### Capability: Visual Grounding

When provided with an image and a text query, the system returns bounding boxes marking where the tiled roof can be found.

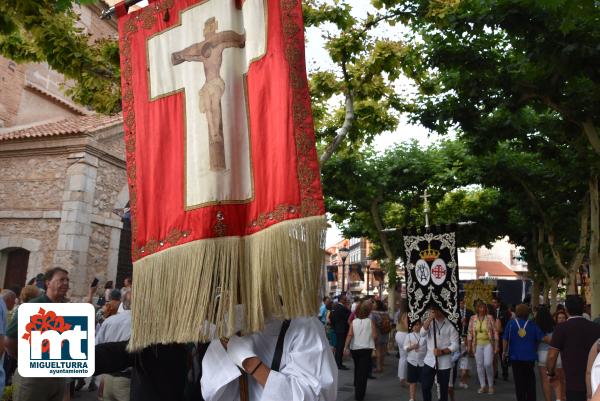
[0,113,122,141]
[477,261,518,278]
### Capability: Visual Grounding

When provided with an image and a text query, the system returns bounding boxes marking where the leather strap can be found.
[271,320,291,372]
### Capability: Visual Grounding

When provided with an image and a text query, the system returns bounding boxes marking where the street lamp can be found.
[338,247,349,296]
[365,259,371,296]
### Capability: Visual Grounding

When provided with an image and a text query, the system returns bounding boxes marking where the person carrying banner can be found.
[420,305,460,401]
[200,316,337,401]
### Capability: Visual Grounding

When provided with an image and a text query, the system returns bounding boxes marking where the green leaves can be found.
[0,0,121,113]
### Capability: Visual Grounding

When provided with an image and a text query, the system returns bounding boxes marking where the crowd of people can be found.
[320,293,600,401]
[3,269,600,401]
[0,268,134,401]
[2,268,338,401]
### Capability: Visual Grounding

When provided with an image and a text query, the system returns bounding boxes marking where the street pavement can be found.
[337,354,545,401]
[71,355,544,401]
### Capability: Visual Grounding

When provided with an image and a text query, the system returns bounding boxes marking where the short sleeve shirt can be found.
[6,294,52,339]
[502,318,544,361]
[551,316,600,392]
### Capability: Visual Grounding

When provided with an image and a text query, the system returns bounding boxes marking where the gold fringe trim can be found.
[128,215,326,351]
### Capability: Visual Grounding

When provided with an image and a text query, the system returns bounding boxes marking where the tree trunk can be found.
[568,270,579,296]
[319,87,355,163]
[531,280,541,308]
[549,280,559,313]
[589,173,600,318]
[541,285,550,306]
[547,193,590,293]
[371,198,397,317]
[582,121,600,157]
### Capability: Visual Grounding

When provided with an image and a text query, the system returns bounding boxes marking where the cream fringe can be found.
[128,215,327,351]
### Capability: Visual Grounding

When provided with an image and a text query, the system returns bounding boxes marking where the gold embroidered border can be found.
[279,0,321,218]
[250,204,298,229]
[135,228,192,260]
[120,0,191,260]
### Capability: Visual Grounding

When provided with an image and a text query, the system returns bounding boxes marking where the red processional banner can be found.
[116,0,325,350]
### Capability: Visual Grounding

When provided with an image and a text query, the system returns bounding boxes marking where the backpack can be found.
[380,314,392,334]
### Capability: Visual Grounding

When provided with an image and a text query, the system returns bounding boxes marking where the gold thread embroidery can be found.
[214,211,227,237]
[280,0,322,218]
[120,0,189,260]
[250,204,297,228]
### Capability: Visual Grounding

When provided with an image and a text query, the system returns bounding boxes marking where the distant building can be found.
[458,237,527,281]
[326,238,382,296]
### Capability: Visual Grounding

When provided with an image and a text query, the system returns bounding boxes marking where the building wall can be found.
[14,88,79,126]
[0,57,26,127]
[0,154,68,211]
[0,5,116,129]
[88,158,127,285]
[0,219,60,278]
[75,4,118,42]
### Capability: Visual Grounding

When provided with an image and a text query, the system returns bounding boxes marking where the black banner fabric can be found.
[404,230,460,331]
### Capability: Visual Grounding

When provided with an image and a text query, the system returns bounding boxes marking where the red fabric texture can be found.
[117,0,324,261]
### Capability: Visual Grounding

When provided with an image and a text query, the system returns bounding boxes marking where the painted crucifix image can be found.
[171,17,246,171]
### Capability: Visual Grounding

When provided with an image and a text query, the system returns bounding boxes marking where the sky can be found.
[133,0,438,247]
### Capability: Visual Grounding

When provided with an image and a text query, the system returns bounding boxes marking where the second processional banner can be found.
[116,0,325,350]
[404,226,460,331]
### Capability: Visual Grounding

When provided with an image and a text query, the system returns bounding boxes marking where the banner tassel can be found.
[128,215,326,351]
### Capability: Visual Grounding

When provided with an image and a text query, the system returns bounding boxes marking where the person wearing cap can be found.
[420,304,460,401]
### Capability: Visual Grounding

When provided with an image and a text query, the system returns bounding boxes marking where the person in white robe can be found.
[201,316,337,401]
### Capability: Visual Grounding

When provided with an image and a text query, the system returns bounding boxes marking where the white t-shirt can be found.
[351,318,375,350]
[404,332,426,367]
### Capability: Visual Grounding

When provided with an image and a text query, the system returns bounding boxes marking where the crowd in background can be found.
[319,293,600,401]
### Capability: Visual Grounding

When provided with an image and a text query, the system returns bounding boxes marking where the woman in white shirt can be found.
[344,301,377,401]
[404,320,427,401]
[395,312,409,385]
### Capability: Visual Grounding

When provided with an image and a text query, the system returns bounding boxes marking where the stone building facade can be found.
[0,115,127,298]
[0,4,129,298]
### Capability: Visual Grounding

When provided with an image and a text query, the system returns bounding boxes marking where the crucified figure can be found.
[171,17,246,171]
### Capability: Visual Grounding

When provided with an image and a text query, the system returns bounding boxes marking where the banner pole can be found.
[101,0,145,19]
[420,189,431,232]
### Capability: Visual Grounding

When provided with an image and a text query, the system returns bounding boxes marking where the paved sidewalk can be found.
[337,354,544,401]
[72,355,544,401]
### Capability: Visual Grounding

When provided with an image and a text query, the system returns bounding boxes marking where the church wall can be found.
[75,4,118,42]
[0,4,116,129]
[0,218,61,278]
[97,134,125,158]
[87,223,113,285]
[88,159,127,285]
[13,88,80,127]
[0,57,26,127]
[0,155,68,211]
[93,159,127,217]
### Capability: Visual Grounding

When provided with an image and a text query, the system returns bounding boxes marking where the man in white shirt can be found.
[201,316,337,401]
[420,305,460,401]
